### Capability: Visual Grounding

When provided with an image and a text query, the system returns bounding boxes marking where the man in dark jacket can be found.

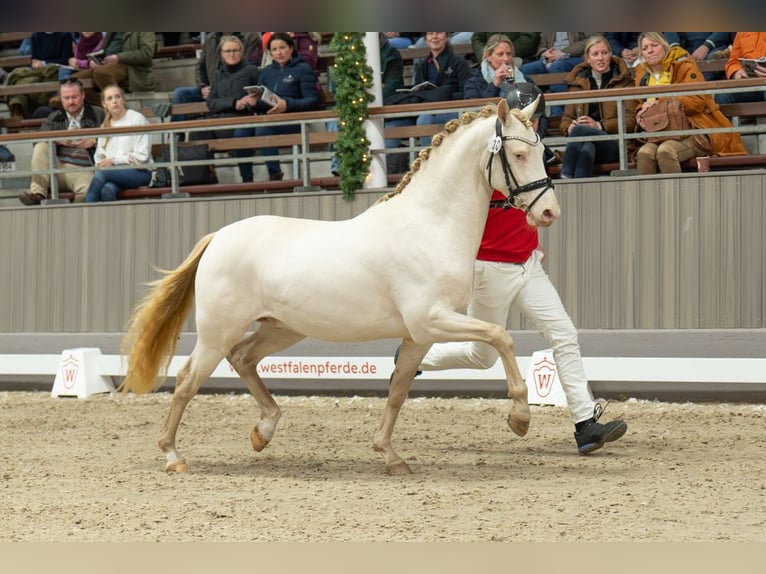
[19,78,106,205]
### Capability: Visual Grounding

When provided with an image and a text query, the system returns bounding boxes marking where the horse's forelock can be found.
[508,107,533,129]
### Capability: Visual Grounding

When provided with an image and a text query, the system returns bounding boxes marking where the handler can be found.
[413,84,628,454]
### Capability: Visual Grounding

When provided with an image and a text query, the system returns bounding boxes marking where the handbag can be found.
[150,143,217,187]
[637,98,691,144]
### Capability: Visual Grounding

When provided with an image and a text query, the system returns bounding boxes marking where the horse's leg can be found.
[373,338,431,475]
[159,342,227,474]
[227,321,306,452]
[422,308,530,436]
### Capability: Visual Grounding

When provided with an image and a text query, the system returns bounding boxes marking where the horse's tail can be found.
[120,233,215,394]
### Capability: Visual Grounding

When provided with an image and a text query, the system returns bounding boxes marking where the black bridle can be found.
[486,117,553,213]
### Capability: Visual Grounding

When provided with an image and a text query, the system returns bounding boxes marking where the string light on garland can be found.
[329,32,374,200]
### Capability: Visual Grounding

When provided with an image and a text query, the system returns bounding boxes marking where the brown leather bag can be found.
[637,98,690,144]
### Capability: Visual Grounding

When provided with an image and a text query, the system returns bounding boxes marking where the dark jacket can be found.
[30,32,73,65]
[380,40,405,100]
[254,55,320,113]
[206,61,261,116]
[197,32,261,87]
[386,45,472,105]
[560,56,637,135]
[41,103,106,162]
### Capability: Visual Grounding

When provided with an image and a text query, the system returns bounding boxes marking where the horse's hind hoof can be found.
[251,427,269,451]
[385,460,412,476]
[166,461,189,474]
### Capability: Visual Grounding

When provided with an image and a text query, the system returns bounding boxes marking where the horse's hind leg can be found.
[159,343,226,473]
[373,339,431,475]
[228,320,305,452]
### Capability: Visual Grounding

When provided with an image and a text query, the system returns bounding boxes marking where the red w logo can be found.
[532,356,557,398]
[60,354,80,389]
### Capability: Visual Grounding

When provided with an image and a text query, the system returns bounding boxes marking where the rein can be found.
[486,117,553,212]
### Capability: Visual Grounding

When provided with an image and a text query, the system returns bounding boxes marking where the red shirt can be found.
[477,190,539,263]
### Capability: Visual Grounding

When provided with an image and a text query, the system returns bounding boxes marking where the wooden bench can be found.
[0,55,32,70]
[155,43,201,60]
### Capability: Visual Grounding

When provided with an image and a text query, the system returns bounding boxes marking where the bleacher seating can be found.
[2,36,766,204]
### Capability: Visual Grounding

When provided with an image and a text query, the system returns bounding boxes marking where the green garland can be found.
[329,33,375,200]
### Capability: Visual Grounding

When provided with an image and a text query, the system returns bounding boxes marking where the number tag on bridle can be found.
[487,135,502,154]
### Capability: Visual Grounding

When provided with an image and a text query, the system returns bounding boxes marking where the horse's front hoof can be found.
[385,460,412,476]
[507,413,530,437]
[166,461,189,474]
[251,427,269,451]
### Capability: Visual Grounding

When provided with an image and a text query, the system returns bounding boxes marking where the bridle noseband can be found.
[486,117,553,213]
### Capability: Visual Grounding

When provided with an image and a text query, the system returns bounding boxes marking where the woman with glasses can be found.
[189,34,262,182]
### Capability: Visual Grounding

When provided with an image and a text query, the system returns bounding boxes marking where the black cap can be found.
[504,82,545,120]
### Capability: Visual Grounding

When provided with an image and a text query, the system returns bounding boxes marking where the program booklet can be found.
[395,80,438,93]
[87,50,105,65]
[738,57,766,77]
[243,85,280,107]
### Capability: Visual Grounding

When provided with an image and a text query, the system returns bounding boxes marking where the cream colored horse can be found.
[121,98,560,475]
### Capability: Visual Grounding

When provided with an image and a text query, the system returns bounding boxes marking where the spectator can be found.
[85,84,151,202]
[384,31,472,172]
[402,84,628,456]
[634,32,746,174]
[464,33,526,100]
[606,32,640,67]
[5,32,74,118]
[246,32,321,181]
[18,77,105,205]
[665,32,734,80]
[471,32,541,64]
[260,32,322,70]
[73,32,156,102]
[714,32,766,105]
[464,35,559,165]
[61,32,105,81]
[559,34,637,178]
[519,32,591,116]
[188,34,262,183]
[170,32,261,124]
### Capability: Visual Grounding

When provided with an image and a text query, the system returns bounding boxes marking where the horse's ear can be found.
[497,98,509,122]
[520,95,541,122]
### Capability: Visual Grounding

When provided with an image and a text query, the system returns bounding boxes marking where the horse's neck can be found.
[409,117,493,214]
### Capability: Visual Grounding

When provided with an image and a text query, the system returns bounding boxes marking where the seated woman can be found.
[385,31,472,171]
[464,33,526,100]
[246,32,321,181]
[189,34,262,182]
[464,34,556,166]
[558,34,637,178]
[85,84,151,202]
[634,32,745,174]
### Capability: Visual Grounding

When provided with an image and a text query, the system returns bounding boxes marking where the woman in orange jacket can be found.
[634,32,746,174]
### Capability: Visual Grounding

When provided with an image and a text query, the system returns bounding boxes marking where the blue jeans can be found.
[520,57,583,116]
[561,125,619,178]
[254,123,301,177]
[171,86,203,122]
[714,89,766,106]
[85,168,152,202]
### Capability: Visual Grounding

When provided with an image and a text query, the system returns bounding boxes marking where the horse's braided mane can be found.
[375,103,505,205]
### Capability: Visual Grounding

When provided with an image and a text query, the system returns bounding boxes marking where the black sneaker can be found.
[394,344,422,377]
[574,402,627,454]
